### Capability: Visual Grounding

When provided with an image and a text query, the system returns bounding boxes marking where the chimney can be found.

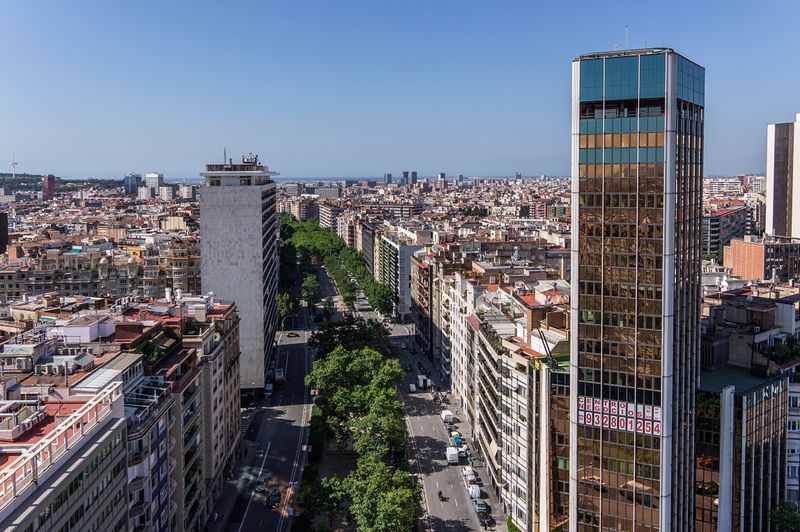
[194,304,206,323]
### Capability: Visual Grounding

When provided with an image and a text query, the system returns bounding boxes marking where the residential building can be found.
[701,206,747,258]
[378,232,421,320]
[200,153,278,401]
[179,295,241,515]
[766,113,800,238]
[0,383,129,532]
[723,235,800,282]
[318,201,342,231]
[571,48,704,530]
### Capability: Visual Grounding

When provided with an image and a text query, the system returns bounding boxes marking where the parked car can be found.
[477,511,493,527]
[408,383,417,393]
[471,498,488,513]
[461,466,474,478]
[255,476,268,492]
[287,332,300,338]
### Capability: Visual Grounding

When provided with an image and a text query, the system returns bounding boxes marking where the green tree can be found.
[309,317,392,358]
[346,455,418,532]
[772,502,800,532]
[352,387,406,461]
[322,297,335,322]
[370,283,395,316]
[278,292,299,328]
[301,274,320,305]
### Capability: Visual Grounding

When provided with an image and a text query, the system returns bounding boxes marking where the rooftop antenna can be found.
[223,147,227,164]
[9,154,18,180]
[625,25,629,49]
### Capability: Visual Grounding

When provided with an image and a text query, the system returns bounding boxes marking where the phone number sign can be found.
[577,396,662,436]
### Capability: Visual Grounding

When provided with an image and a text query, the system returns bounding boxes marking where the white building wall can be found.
[200,183,276,391]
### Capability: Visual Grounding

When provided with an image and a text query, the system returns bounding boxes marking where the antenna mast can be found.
[625,25,629,49]
[9,154,18,180]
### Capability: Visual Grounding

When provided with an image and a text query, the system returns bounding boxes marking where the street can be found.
[212,308,313,532]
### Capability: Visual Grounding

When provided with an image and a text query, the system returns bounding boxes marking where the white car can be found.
[408,383,417,393]
[461,466,474,478]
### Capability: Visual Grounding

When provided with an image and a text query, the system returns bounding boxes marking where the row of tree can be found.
[298,335,418,531]
[278,213,395,317]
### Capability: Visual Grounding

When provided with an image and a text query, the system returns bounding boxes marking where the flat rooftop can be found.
[700,365,778,394]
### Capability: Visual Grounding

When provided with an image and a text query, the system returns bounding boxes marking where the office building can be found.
[41,174,56,200]
[571,48,704,530]
[384,172,392,184]
[200,153,279,401]
[146,172,165,190]
[411,170,418,185]
[124,173,142,195]
[766,114,800,238]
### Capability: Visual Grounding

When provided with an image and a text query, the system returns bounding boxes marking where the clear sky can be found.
[2,1,799,179]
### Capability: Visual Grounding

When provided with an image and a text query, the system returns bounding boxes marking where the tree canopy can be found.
[277,292,299,327]
[309,316,393,358]
[772,502,800,532]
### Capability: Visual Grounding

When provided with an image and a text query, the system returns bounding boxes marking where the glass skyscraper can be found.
[569,48,704,531]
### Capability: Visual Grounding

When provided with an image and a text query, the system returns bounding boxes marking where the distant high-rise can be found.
[123,173,142,195]
[384,172,392,184]
[765,113,800,238]
[571,48,704,531]
[402,170,409,185]
[41,174,55,201]
[410,171,418,185]
[145,172,164,190]
[0,212,7,254]
[200,153,279,401]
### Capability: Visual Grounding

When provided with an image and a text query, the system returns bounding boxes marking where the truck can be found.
[417,375,429,389]
[275,368,286,387]
[446,446,460,465]
[440,409,455,424]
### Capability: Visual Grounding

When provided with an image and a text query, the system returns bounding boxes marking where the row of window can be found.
[579,147,665,164]
[580,132,665,149]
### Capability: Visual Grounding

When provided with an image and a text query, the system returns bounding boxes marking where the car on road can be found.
[287,332,300,338]
[265,383,273,398]
[408,383,417,393]
[461,466,474,477]
[477,511,493,527]
[255,476,268,492]
[266,487,281,508]
[269,359,277,370]
[471,498,488,513]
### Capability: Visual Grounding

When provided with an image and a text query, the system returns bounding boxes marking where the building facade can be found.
[766,114,800,238]
[701,206,747,259]
[571,48,704,530]
[200,154,279,400]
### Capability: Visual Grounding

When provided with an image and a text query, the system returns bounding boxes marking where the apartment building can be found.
[318,201,342,231]
[378,233,421,321]
[723,235,800,282]
[179,295,241,514]
[702,206,747,258]
[0,383,129,532]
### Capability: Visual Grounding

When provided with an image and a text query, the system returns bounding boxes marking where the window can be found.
[790,466,800,478]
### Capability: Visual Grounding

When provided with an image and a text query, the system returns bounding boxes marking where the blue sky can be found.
[2,1,799,179]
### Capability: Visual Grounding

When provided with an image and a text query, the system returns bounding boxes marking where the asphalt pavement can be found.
[210,308,313,532]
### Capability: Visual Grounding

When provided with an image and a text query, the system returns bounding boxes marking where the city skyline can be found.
[2,1,799,179]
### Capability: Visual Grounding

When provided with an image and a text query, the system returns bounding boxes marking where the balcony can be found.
[129,476,147,492]
[128,449,149,466]
[130,501,147,518]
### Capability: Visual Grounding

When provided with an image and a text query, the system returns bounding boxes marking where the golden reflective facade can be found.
[570,49,704,531]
